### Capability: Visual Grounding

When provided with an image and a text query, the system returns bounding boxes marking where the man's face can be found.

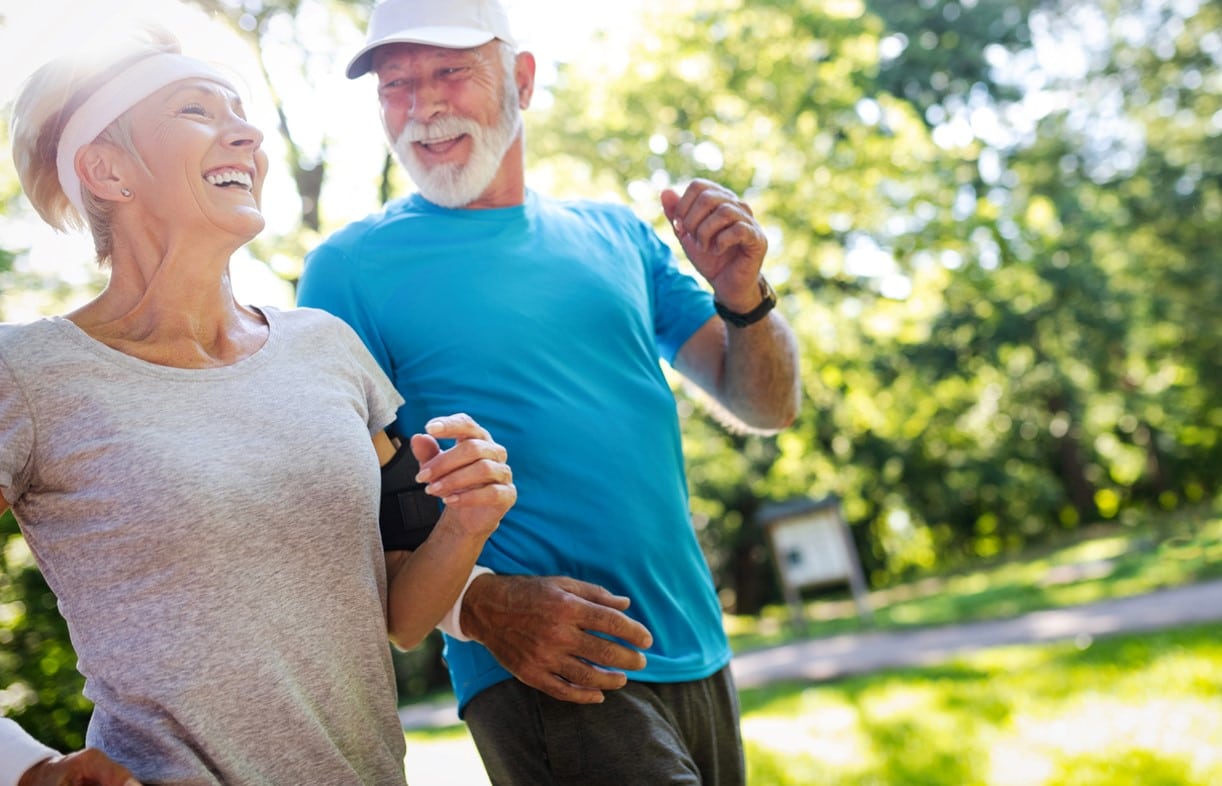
[373,41,521,208]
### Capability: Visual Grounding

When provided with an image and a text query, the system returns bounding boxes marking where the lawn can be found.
[724,505,1222,652]
[402,623,1222,785]
[739,623,1222,785]
[397,505,1222,784]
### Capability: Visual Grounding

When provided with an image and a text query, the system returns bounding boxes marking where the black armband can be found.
[379,442,441,551]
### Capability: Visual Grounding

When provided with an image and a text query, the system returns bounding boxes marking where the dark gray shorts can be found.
[463,666,745,786]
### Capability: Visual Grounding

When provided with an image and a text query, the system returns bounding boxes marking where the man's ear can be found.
[76,142,130,204]
[514,51,537,110]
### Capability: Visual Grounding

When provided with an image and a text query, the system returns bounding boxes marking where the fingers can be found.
[411,413,512,504]
[408,432,441,466]
[556,577,654,651]
[660,187,681,222]
[21,749,141,786]
[662,179,766,259]
[466,575,656,704]
[423,412,492,442]
[527,659,632,704]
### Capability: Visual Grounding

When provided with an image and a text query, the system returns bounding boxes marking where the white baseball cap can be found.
[346,0,517,79]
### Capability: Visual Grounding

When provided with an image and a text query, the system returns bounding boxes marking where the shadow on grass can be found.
[737,622,1222,786]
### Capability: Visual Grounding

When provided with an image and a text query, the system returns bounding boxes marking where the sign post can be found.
[756,496,873,631]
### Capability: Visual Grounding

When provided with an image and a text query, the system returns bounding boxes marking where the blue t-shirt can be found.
[299,191,729,712]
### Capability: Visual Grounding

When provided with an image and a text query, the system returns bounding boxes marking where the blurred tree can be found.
[0,509,90,751]
[2,0,1218,749]
[183,0,392,284]
[530,0,1221,600]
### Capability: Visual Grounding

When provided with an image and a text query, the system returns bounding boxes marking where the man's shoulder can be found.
[541,192,640,223]
[317,196,425,250]
[536,193,655,246]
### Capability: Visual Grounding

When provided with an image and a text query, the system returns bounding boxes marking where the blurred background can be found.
[1,0,1219,783]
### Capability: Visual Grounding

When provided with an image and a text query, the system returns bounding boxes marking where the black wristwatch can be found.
[714,276,777,328]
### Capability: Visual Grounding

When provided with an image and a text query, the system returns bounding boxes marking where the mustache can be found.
[399,115,482,144]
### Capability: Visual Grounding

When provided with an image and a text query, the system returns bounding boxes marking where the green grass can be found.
[724,505,1222,653]
[397,505,1222,784]
[401,623,1222,786]
[739,622,1222,786]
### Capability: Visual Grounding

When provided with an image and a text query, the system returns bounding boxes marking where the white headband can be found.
[56,52,233,217]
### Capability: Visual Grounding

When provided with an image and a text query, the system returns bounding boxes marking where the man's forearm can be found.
[721,311,801,431]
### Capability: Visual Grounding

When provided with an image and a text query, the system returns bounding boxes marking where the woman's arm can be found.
[375,415,515,650]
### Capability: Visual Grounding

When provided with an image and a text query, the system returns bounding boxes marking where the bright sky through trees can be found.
[0,0,644,316]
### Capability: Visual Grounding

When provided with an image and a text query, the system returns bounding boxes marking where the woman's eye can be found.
[180,103,207,116]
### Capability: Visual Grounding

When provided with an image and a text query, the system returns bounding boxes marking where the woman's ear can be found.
[76,143,131,204]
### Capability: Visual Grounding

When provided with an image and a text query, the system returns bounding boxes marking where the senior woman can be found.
[0,29,516,786]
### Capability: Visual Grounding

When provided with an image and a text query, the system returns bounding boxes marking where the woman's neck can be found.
[68,247,268,369]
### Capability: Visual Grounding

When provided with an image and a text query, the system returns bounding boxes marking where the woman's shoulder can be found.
[259,305,366,354]
[0,317,62,355]
[262,305,350,334]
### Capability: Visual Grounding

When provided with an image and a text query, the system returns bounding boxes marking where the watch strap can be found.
[714,276,777,328]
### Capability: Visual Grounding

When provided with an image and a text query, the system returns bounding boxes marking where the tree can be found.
[0,510,91,750]
[530,0,1221,599]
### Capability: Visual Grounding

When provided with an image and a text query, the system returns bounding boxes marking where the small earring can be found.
[120,188,132,198]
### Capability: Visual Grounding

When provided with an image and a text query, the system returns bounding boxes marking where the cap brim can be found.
[345,27,499,79]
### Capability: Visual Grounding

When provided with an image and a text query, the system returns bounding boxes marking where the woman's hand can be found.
[410,412,515,541]
[19,750,141,786]
[384,413,516,649]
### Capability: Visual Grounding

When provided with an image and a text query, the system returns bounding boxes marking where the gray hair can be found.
[9,30,174,266]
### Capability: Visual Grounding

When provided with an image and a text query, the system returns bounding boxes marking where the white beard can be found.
[390,77,522,209]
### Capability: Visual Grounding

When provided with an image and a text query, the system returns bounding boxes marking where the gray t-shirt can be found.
[0,306,408,785]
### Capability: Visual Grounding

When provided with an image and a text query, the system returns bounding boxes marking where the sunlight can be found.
[0,0,648,317]
[989,695,1222,785]
[403,733,490,786]
[742,691,872,770]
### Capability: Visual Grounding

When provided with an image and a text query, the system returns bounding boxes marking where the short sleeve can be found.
[0,349,36,502]
[636,220,716,364]
[327,315,404,436]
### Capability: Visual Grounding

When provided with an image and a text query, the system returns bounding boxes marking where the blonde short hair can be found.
[9,29,178,265]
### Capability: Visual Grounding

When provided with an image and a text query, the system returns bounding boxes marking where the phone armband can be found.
[379,442,441,551]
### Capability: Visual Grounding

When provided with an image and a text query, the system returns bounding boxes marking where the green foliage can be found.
[725,503,1222,652]
[866,0,1044,113]
[530,0,1222,603]
[0,510,91,750]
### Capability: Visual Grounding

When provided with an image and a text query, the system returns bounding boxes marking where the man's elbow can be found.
[748,405,799,434]
[756,384,802,432]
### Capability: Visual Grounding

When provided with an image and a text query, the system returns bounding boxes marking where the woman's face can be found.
[122,78,269,242]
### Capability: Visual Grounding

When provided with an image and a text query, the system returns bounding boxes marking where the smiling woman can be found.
[0,1,299,319]
[6,28,272,366]
[0,22,516,786]
[16,45,267,278]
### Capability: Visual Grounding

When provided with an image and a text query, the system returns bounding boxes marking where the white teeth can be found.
[205,169,253,189]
